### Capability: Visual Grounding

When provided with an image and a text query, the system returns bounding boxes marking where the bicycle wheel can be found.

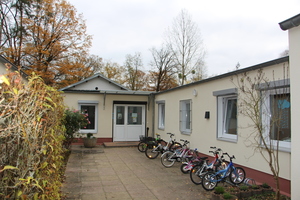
[161,151,176,167]
[190,164,205,185]
[180,163,189,174]
[137,142,147,152]
[202,172,218,191]
[229,167,246,184]
[169,142,182,151]
[145,144,160,159]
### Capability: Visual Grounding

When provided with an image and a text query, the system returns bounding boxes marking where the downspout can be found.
[103,91,106,110]
[151,93,155,138]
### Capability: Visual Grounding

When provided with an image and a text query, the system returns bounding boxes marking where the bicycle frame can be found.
[205,153,240,183]
[150,133,176,152]
[165,139,191,161]
[209,161,234,183]
[191,147,225,177]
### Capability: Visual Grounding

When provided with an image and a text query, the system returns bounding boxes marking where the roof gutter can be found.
[279,13,300,31]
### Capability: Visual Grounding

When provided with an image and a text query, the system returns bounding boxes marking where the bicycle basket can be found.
[139,135,155,142]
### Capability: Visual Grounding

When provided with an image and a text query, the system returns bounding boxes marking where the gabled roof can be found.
[59,73,129,91]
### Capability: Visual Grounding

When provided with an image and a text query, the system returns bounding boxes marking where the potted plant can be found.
[251,184,263,196]
[226,186,240,199]
[261,183,273,194]
[239,185,252,198]
[221,192,237,200]
[212,186,225,200]
[83,133,97,148]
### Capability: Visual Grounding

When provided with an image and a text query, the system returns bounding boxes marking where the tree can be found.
[0,0,32,66]
[1,0,93,88]
[165,9,206,85]
[232,66,290,200]
[149,45,178,91]
[124,52,148,90]
[100,61,126,85]
[279,49,289,57]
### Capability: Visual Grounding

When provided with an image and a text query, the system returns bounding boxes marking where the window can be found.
[158,103,165,129]
[180,100,192,134]
[262,88,290,150]
[213,88,238,141]
[78,101,98,134]
[217,95,238,141]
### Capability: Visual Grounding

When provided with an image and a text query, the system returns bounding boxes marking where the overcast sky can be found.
[71,0,300,77]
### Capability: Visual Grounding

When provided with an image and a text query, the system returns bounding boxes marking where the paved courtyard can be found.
[61,145,212,200]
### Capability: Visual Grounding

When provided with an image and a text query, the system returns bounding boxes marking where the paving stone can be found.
[61,145,211,200]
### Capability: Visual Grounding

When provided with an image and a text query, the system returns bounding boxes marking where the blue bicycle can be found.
[202,153,246,191]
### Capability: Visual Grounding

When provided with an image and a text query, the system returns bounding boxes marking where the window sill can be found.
[260,144,291,153]
[217,137,237,143]
[181,131,191,135]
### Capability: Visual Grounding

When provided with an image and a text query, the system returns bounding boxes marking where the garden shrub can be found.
[63,108,89,149]
[0,71,66,199]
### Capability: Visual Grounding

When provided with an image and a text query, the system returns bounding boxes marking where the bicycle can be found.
[202,153,246,191]
[180,148,204,174]
[161,139,193,168]
[137,134,159,152]
[144,133,182,159]
[189,147,227,185]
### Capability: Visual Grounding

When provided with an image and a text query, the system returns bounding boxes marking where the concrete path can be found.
[61,145,212,200]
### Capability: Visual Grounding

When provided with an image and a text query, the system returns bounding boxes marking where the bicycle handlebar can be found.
[223,152,235,160]
[180,139,189,143]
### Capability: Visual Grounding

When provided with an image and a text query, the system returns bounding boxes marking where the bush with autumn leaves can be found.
[0,70,66,199]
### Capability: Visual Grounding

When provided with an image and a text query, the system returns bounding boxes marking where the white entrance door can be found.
[114,104,145,141]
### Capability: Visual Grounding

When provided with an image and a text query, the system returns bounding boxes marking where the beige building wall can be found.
[62,92,152,138]
[0,62,7,75]
[289,24,300,199]
[154,61,290,180]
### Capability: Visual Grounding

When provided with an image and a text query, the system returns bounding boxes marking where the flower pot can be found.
[262,187,274,194]
[239,190,252,198]
[251,187,263,196]
[211,192,222,200]
[83,137,97,148]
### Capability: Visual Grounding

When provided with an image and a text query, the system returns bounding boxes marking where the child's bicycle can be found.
[160,139,193,168]
[201,152,246,191]
[145,133,182,159]
[180,148,204,174]
[189,147,227,185]
[137,134,160,152]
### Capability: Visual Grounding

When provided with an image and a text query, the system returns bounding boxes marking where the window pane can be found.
[81,105,95,129]
[185,102,191,129]
[224,98,237,135]
[180,100,191,132]
[128,106,142,125]
[159,104,165,128]
[116,106,125,125]
[270,94,291,142]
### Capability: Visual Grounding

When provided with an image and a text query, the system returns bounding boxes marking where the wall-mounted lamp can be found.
[193,89,198,97]
[205,111,210,119]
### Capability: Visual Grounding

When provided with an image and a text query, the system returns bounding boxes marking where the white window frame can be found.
[261,88,291,151]
[78,101,98,134]
[180,99,192,135]
[158,103,165,130]
[213,88,238,142]
[217,95,238,141]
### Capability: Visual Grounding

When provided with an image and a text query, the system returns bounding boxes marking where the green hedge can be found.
[0,71,66,199]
